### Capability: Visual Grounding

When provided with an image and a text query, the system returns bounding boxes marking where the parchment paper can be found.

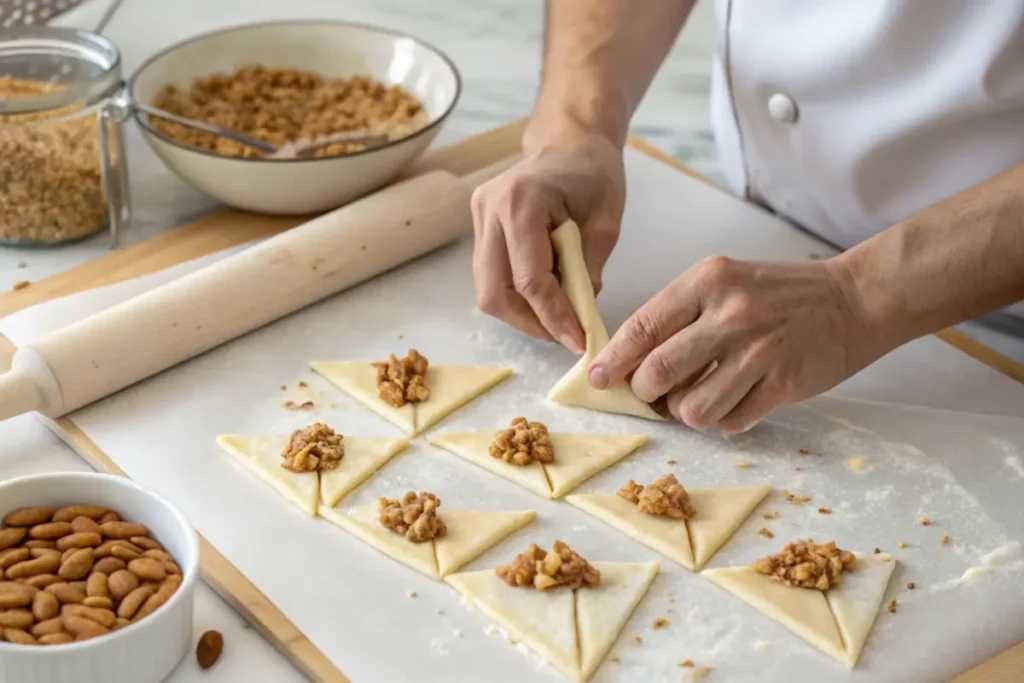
[4,149,1024,683]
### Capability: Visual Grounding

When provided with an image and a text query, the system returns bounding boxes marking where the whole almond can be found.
[70,517,100,534]
[24,574,62,589]
[0,582,37,608]
[3,627,37,645]
[60,549,76,565]
[196,630,224,669]
[0,548,29,570]
[45,582,85,605]
[128,558,166,583]
[30,548,62,560]
[22,540,55,550]
[141,549,171,563]
[31,616,64,637]
[117,584,158,620]
[63,615,109,640]
[38,632,74,645]
[0,609,34,629]
[28,522,72,540]
[98,512,120,525]
[32,590,60,621]
[58,549,94,580]
[133,575,182,622]
[110,545,141,562]
[56,532,102,552]
[130,537,162,551]
[92,557,126,575]
[6,554,61,579]
[0,527,27,550]
[53,506,108,523]
[112,617,130,631]
[86,573,109,599]
[107,570,138,601]
[99,522,147,540]
[3,507,54,527]
[165,562,182,576]
[62,604,115,628]
[83,596,113,609]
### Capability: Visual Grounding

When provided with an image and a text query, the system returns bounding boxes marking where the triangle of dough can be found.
[826,553,896,667]
[445,569,579,679]
[319,436,410,507]
[565,493,695,569]
[686,485,771,570]
[217,435,319,517]
[576,562,660,681]
[434,509,536,577]
[546,221,664,422]
[543,434,648,498]
[701,567,848,664]
[311,361,512,435]
[426,431,553,498]
[318,505,438,579]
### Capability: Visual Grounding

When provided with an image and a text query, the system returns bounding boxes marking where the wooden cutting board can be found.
[1,119,1021,682]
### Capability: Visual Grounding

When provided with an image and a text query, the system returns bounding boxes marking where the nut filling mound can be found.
[752,540,857,591]
[378,492,447,544]
[496,541,600,591]
[489,417,555,466]
[281,423,344,473]
[372,349,430,408]
[618,474,696,520]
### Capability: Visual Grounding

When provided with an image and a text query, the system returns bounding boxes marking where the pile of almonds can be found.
[0,504,183,646]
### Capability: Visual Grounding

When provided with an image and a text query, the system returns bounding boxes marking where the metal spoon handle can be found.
[133,102,278,154]
[272,130,391,159]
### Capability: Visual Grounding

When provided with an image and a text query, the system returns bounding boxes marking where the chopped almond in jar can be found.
[652,618,669,629]
[489,417,555,466]
[692,665,712,679]
[281,423,344,472]
[763,512,778,520]
[378,491,447,543]
[818,507,832,515]
[758,528,775,538]
[372,349,430,408]
[785,491,812,505]
[618,474,696,520]
[752,540,856,591]
[495,541,600,591]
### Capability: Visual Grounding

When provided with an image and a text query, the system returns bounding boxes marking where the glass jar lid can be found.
[0,26,121,115]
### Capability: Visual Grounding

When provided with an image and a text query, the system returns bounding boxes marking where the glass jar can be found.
[0,26,131,247]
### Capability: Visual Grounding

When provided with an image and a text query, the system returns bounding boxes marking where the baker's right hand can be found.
[470,132,626,354]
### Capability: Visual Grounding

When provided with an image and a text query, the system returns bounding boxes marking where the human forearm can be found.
[835,161,1024,360]
[526,0,695,151]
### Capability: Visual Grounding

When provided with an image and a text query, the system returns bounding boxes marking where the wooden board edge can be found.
[952,642,1024,683]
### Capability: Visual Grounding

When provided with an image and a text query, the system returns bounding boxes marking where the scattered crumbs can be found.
[405,219,412,226]
[652,618,670,629]
[920,518,933,526]
[330,402,338,409]
[16,261,27,268]
[298,381,308,388]
[758,528,775,538]
[785,491,811,505]
[693,665,712,679]
[818,507,832,515]
[280,385,287,391]
[735,446,746,452]
[873,547,881,554]
[283,400,295,409]
[941,535,951,545]
[888,599,898,613]
[763,512,777,520]
[667,459,677,465]
[669,597,676,604]
[634,636,642,645]
[611,657,621,664]
[509,638,518,645]
[795,467,802,471]
[12,280,30,291]
[846,457,868,471]
[299,400,314,409]
[907,582,916,590]
[397,334,404,340]
[360,245,367,251]
[679,659,694,667]
[798,448,810,455]
[897,542,907,549]
[735,460,754,468]
[436,609,445,615]
[407,590,417,598]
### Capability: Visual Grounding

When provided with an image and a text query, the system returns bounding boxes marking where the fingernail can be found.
[589,365,609,389]
[559,333,584,355]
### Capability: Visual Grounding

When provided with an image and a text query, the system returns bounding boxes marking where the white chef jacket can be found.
[710,0,1024,318]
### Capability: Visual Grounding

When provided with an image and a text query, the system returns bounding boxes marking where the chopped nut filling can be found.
[888,599,898,613]
[679,659,695,667]
[372,349,430,408]
[785,491,812,505]
[818,507,832,515]
[941,535,951,545]
[653,618,669,629]
[495,541,600,591]
[752,540,856,591]
[896,541,907,548]
[378,491,447,543]
[489,417,555,466]
[763,512,778,520]
[758,528,775,538]
[618,474,695,520]
[907,582,915,590]
[693,665,712,679]
[281,423,344,472]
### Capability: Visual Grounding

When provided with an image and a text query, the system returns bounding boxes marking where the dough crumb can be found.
[436,609,445,615]
[846,457,867,471]
[888,599,898,613]
[907,582,915,590]
[735,460,755,468]
[679,659,694,667]
[818,507,832,515]
[897,542,907,548]
[941,535,951,545]
[762,512,778,520]
[666,459,677,465]
[280,385,287,391]
[634,636,642,645]
[407,590,417,598]
[758,528,775,538]
[330,402,338,409]
[692,665,712,679]
[653,618,669,629]
[397,334,404,340]
[16,261,27,268]
[611,656,621,664]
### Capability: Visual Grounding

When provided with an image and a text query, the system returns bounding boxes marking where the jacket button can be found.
[768,93,798,124]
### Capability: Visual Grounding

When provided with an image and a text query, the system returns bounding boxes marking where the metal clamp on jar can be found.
[0,26,131,247]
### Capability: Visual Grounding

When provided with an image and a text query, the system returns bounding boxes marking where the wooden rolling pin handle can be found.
[0,346,64,421]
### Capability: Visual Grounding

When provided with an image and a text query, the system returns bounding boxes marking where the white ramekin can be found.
[0,472,200,683]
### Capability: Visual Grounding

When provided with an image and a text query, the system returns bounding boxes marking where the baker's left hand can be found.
[587,256,876,433]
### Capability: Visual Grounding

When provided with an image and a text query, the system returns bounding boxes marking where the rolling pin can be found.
[0,158,519,422]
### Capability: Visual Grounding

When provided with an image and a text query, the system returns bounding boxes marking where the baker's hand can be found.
[588,257,875,433]
[470,133,625,353]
